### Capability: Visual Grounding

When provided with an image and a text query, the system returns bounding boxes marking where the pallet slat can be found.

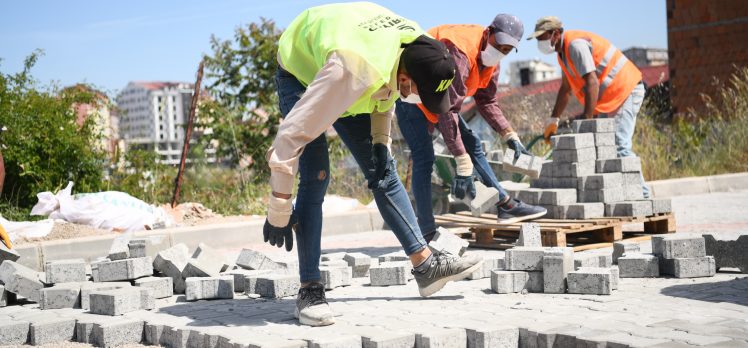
[439,212,675,250]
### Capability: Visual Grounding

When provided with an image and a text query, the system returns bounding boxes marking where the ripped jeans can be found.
[276,67,427,283]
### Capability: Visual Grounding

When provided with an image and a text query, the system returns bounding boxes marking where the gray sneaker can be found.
[497,198,547,224]
[294,283,335,326]
[413,251,482,297]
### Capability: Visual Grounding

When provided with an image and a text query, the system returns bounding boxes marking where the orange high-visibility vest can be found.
[416,24,496,123]
[558,30,642,114]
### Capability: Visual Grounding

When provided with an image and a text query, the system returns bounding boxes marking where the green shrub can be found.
[0,50,106,210]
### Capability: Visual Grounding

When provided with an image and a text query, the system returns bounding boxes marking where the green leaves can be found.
[201,18,283,182]
[0,51,107,209]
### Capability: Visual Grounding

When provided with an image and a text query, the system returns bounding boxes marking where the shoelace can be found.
[424,251,458,279]
[300,285,327,306]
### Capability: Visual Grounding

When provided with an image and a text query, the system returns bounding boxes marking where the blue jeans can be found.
[276,68,427,283]
[600,82,650,198]
[395,100,508,240]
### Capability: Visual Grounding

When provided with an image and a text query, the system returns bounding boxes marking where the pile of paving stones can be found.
[491,223,620,296]
[616,233,747,278]
[506,118,673,219]
[1,227,746,347]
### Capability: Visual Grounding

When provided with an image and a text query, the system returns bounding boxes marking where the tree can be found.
[201,18,282,182]
[0,51,107,209]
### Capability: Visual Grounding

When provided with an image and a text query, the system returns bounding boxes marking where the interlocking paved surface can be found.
[2,190,747,347]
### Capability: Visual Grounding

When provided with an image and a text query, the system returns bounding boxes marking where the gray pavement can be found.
[1,190,747,347]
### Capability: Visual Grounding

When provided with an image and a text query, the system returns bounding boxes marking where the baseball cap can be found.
[527,16,563,40]
[401,35,456,114]
[489,14,524,48]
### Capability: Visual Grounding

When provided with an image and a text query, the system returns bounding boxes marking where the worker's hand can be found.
[264,194,295,251]
[368,143,391,189]
[506,139,531,161]
[452,175,476,200]
[503,132,531,161]
[543,117,560,144]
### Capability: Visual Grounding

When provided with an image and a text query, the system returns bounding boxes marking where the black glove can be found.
[507,138,531,160]
[452,175,476,200]
[368,143,390,189]
[263,214,296,252]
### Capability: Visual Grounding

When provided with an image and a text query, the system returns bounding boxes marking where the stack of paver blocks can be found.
[617,235,716,278]
[519,118,672,219]
[491,225,619,295]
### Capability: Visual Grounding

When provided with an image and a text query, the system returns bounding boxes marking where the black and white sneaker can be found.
[497,198,547,224]
[413,251,482,297]
[294,283,334,326]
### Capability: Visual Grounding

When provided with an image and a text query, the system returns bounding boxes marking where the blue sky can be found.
[1,1,667,97]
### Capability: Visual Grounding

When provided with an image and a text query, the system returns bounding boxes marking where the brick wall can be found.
[667,0,748,115]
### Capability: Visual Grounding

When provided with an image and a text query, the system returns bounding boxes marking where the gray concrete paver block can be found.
[567,269,612,295]
[596,156,642,173]
[185,276,234,301]
[39,282,82,309]
[93,257,153,282]
[551,133,595,149]
[703,234,748,273]
[565,203,605,219]
[44,259,87,284]
[490,270,528,294]
[0,320,30,345]
[577,173,623,190]
[517,223,542,247]
[134,276,174,299]
[652,235,707,259]
[236,249,286,271]
[613,242,641,264]
[343,252,372,278]
[618,253,660,278]
[605,200,653,217]
[29,316,76,345]
[369,262,409,286]
[80,281,131,310]
[573,118,616,133]
[255,274,300,298]
[429,228,469,256]
[0,260,44,302]
[543,247,574,294]
[153,243,190,294]
[505,247,547,271]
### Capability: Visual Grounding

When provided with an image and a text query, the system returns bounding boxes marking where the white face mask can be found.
[399,79,421,104]
[480,44,506,67]
[538,38,555,55]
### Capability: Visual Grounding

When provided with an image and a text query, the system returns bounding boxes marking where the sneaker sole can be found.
[497,210,547,225]
[294,308,336,327]
[418,259,483,298]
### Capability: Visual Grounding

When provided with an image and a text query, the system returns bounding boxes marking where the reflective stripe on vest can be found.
[416,24,495,123]
[557,30,642,114]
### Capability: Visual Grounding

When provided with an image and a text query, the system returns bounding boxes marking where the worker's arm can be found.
[582,72,599,119]
[551,75,572,119]
[435,43,473,176]
[474,69,512,137]
[474,69,528,158]
[267,53,371,224]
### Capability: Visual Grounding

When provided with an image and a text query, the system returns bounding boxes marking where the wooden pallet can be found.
[434,212,676,251]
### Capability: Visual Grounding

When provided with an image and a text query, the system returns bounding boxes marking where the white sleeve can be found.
[266,53,371,195]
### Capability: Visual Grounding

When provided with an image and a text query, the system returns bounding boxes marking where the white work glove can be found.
[267,195,293,228]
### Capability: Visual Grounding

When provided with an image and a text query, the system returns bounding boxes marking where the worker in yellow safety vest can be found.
[263,2,483,327]
[528,16,649,198]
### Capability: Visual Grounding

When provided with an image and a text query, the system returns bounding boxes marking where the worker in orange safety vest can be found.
[529,16,650,198]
